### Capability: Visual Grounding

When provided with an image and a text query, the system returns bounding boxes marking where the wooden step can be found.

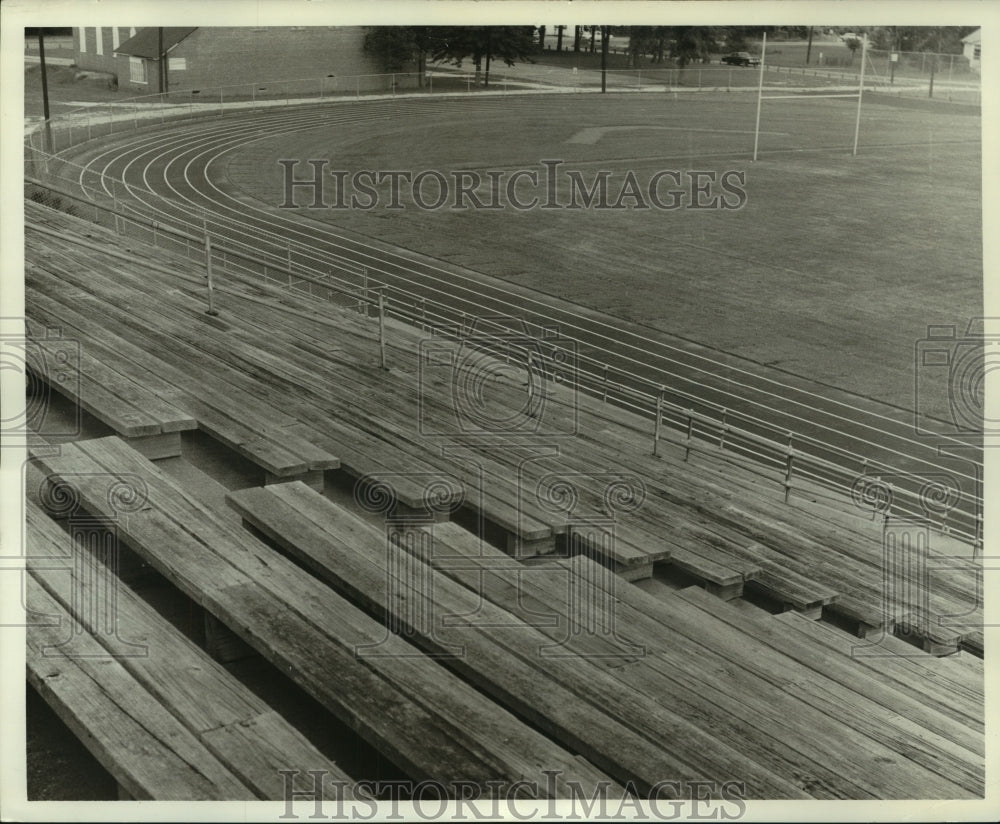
[25,499,352,800]
[226,480,810,799]
[27,436,617,796]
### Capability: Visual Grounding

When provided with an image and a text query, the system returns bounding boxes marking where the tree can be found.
[363,26,446,86]
[844,36,862,62]
[428,26,536,87]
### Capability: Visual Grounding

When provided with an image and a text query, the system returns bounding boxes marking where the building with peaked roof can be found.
[71,26,394,96]
[73,27,137,76]
[962,28,981,73]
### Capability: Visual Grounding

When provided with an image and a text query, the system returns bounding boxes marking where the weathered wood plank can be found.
[29,438,619,796]
[228,481,814,799]
[25,500,353,800]
[26,581,255,801]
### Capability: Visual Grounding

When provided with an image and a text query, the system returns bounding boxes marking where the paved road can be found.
[43,95,983,541]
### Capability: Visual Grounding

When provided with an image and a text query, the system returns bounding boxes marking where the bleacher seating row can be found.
[21,200,985,800]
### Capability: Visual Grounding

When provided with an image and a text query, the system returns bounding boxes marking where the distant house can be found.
[962,28,981,73]
[71,26,394,95]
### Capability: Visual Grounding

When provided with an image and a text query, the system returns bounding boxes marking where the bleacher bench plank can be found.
[27,579,255,801]
[25,498,352,800]
[29,437,617,796]
[227,480,820,799]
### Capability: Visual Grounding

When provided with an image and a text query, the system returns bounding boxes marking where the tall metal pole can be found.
[38,31,52,152]
[601,26,609,92]
[752,32,767,161]
[852,34,868,156]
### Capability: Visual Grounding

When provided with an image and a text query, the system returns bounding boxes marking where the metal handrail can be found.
[24,108,982,548]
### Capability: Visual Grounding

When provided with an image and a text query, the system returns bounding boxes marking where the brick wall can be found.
[73,27,134,75]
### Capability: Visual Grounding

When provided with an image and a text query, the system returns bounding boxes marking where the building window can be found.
[95,26,103,55]
[168,57,186,71]
[974,46,981,60]
[79,27,87,53]
[130,56,147,83]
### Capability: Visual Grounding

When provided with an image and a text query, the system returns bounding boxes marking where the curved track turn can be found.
[48,95,983,538]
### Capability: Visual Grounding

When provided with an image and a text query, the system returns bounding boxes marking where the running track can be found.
[40,94,983,541]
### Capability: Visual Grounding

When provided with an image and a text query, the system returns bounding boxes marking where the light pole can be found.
[38,30,52,152]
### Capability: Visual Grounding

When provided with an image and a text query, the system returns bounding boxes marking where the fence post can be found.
[652,387,664,456]
[204,230,220,316]
[378,288,387,369]
[783,431,794,503]
[420,297,427,331]
[357,76,360,98]
[362,267,369,316]
[719,409,727,449]
[109,103,114,133]
[683,410,694,461]
[602,364,609,403]
[220,88,224,117]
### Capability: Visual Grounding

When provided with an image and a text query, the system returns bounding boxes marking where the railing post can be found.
[362,266,369,316]
[286,240,292,286]
[204,228,219,317]
[652,388,663,456]
[378,288,387,369]
[783,431,794,503]
[602,365,609,403]
[420,297,427,331]
[719,408,727,449]
[684,410,694,461]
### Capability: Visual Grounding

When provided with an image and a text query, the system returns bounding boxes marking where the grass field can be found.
[225,93,981,415]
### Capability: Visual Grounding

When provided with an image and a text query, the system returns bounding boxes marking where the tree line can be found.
[364,25,979,81]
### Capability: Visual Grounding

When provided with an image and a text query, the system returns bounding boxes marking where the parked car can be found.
[721,51,761,67]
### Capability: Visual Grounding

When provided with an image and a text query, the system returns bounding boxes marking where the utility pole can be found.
[484,28,492,88]
[38,30,52,152]
[805,26,813,65]
[158,27,166,94]
[556,25,565,52]
[601,25,609,92]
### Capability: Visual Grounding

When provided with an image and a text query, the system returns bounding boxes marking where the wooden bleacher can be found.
[28,436,620,798]
[25,498,351,801]
[228,480,983,799]
[22,198,985,799]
